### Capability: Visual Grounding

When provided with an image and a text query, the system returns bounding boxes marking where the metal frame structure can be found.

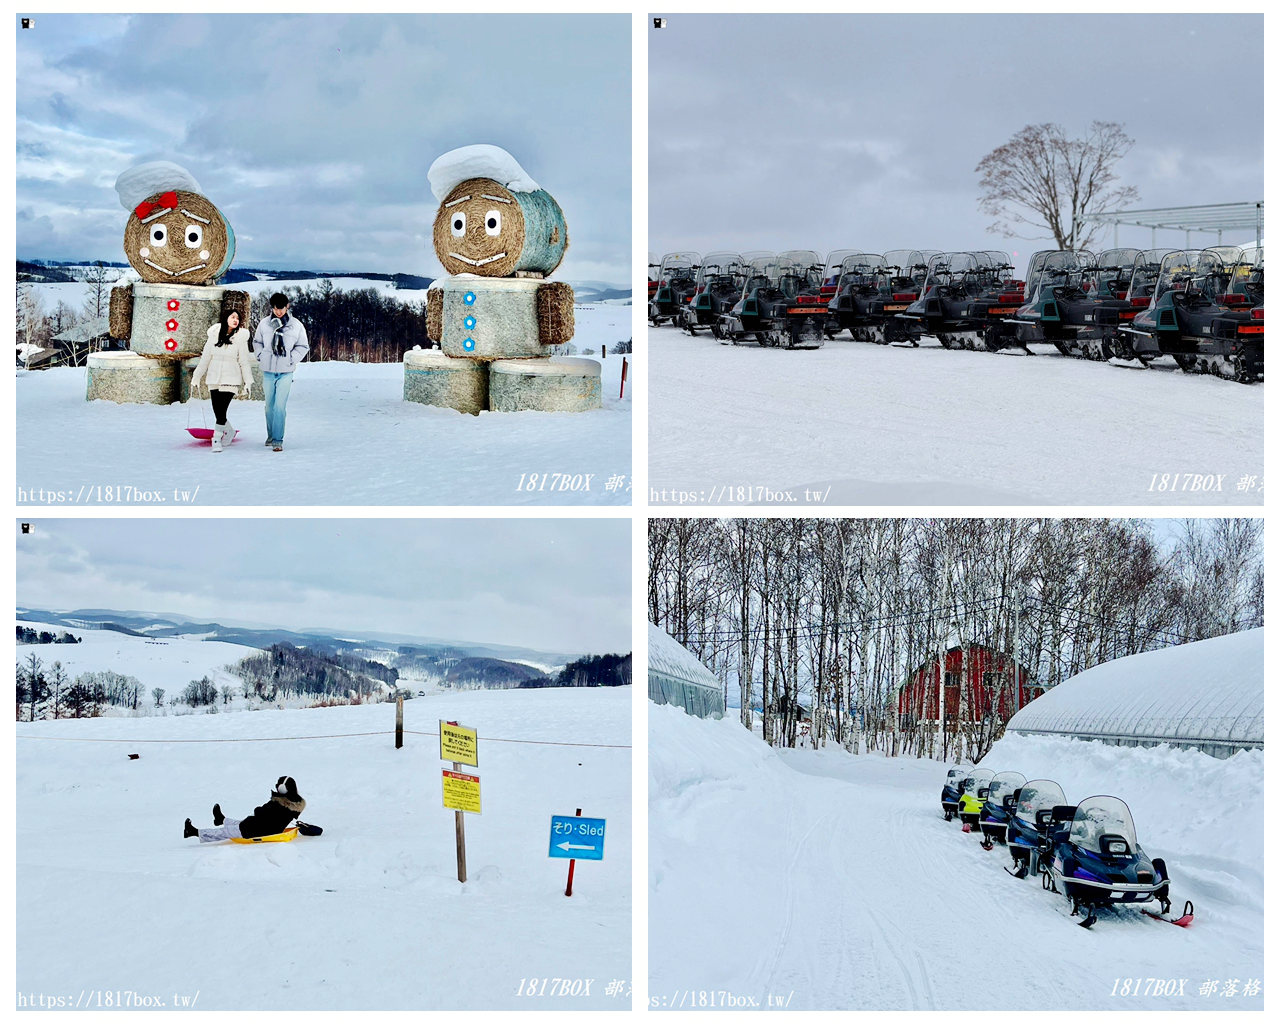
[1085,201,1263,249]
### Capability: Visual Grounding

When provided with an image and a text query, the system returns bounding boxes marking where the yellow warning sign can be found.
[439,720,478,766]
[441,769,481,814]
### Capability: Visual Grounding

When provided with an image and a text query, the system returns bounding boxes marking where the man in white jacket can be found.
[251,293,310,451]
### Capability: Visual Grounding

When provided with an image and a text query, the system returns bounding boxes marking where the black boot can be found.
[184,818,198,839]
[212,803,224,826]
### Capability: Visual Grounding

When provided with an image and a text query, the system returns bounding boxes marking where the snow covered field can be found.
[648,328,1263,505]
[18,687,631,1010]
[649,704,1262,1010]
[17,297,631,506]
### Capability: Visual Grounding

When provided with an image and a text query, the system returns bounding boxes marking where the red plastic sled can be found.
[186,427,239,443]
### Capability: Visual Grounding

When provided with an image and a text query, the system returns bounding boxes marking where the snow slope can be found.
[647,328,1263,505]
[17,304,630,506]
[18,687,631,1010]
[17,621,257,704]
[649,704,1261,1010]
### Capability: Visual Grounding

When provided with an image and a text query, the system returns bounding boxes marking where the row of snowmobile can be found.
[648,245,1263,382]
[939,764,1194,930]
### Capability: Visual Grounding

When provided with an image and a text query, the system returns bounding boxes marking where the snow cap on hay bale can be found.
[429,144,568,278]
[116,160,236,286]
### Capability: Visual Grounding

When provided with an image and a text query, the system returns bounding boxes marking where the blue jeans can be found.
[262,371,294,443]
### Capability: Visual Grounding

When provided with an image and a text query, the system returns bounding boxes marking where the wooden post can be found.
[454,761,467,883]
[619,357,628,399]
[395,695,404,749]
[601,344,606,359]
[564,807,582,897]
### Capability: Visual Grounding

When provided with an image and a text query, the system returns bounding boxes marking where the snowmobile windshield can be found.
[1151,250,1217,305]
[1015,779,1066,824]
[1026,252,1090,303]
[659,254,698,281]
[1068,796,1140,855]
[837,254,888,290]
[960,768,994,794]
[1089,249,1140,296]
[1127,249,1176,299]
[823,249,862,282]
[986,771,1026,807]
[945,765,971,784]
[698,253,743,286]
[924,253,977,290]
[1227,247,1263,301]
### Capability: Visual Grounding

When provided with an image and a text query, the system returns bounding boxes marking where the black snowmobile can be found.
[825,253,924,345]
[648,252,700,327]
[898,252,1024,351]
[940,763,973,821]
[977,770,1026,849]
[1004,778,1067,878]
[1121,249,1263,382]
[680,252,746,335]
[1044,795,1191,929]
[718,252,828,349]
[819,249,863,303]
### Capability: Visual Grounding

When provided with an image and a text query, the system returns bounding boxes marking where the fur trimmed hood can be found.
[269,790,306,816]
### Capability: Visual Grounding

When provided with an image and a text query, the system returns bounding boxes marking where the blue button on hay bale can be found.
[403,348,488,415]
[488,357,602,413]
[86,351,180,404]
[127,281,226,358]
[464,292,476,305]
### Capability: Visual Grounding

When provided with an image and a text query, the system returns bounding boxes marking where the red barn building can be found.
[897,645,1038,728]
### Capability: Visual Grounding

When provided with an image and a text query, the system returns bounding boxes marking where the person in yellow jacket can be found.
[957,767,994,831]
[190,309,255,451]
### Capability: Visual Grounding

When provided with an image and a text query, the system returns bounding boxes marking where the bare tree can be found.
[81,261,113,319]
[976,121,1139,251]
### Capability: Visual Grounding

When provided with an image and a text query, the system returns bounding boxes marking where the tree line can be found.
[648,518,1263,761]
[16,653,143,720]
[17,626,82,645]
[229,642,399,702]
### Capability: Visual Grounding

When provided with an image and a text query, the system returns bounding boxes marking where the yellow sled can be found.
[230,827,298,844]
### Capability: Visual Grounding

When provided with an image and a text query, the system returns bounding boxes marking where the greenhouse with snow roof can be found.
[1005,628,1261,758]
[648,621,724,719]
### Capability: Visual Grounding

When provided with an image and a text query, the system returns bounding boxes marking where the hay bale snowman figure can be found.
[107,161,250,378]
[407,145,599,414]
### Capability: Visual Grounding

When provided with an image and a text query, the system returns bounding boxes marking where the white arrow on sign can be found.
[557,841,596,852]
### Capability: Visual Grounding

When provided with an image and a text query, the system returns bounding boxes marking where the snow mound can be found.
[115,160,202,210]
[428,144,539,201]
[1007,629,1262,754]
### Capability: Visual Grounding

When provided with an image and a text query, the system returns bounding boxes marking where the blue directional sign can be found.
[548,815,606,861]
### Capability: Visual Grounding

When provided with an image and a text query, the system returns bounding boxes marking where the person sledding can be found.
[184,775,305,843]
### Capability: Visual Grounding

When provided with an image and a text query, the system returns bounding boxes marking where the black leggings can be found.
[210,389,234,425]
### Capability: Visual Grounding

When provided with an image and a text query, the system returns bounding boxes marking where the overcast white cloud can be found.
[17,13,630,284]
[649,14,1263,264]
[16,519,632,655]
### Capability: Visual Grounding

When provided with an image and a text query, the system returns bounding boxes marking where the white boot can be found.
[220,420,235,447]
[210,424,224,452]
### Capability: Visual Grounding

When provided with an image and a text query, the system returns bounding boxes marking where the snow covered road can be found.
[649,705,1262,1010]
[648,328,1263,505]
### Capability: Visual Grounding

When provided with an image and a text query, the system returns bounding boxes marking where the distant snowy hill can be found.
[18,687,631,1010]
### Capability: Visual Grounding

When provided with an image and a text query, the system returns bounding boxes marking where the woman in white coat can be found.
[190,310,255,451]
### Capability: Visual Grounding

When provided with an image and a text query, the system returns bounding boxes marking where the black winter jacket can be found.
[237,790,306,838]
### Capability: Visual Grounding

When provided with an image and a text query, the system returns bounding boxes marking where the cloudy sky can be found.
[650,14,1263,264]
[16,13,630,284]
[16,519,632,655]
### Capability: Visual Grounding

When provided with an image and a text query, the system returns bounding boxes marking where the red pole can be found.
[564,807,582,897]
[619,358,628,399]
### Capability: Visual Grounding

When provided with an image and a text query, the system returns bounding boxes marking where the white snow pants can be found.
[197,816,243,843]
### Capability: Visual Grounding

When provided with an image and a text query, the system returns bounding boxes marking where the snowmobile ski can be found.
[1142,901,1194,928]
